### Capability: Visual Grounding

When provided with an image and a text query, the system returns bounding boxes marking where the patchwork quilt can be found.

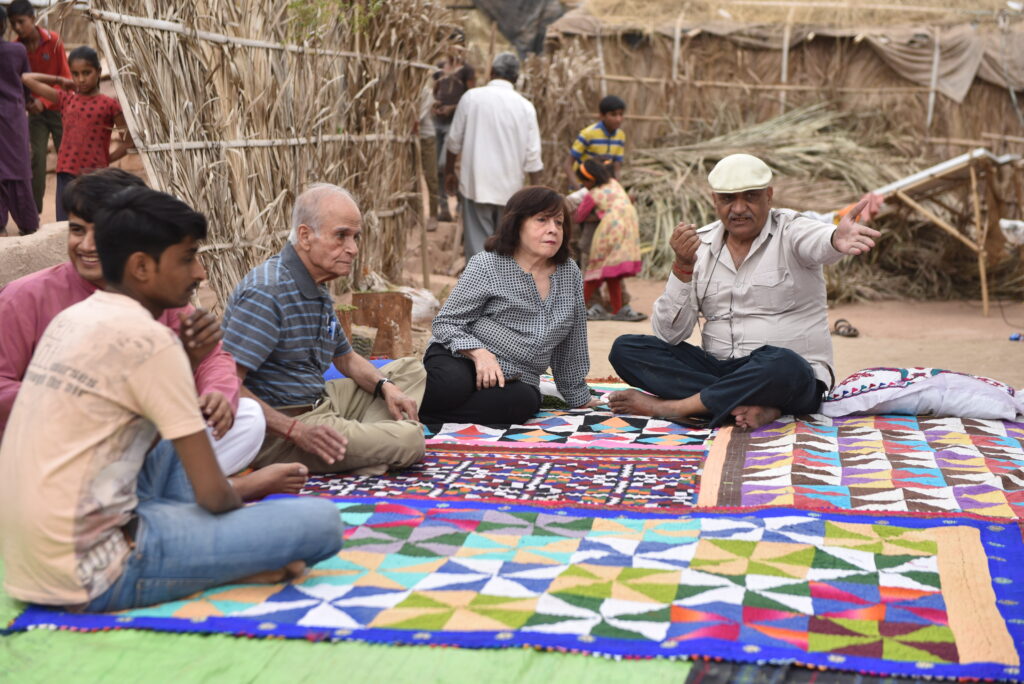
[426,409,709,453]
[11,498,1024,682]
[698,415,1024,518]
[301,449,701,509]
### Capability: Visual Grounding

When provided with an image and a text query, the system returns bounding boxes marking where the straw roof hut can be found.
[81,0,454,308]
[528,1,1024,302]
[546,0,1024,153]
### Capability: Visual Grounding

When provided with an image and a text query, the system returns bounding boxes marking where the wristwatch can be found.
[373,377,394,399]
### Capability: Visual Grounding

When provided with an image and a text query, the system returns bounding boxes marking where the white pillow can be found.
[820,367,1024,420]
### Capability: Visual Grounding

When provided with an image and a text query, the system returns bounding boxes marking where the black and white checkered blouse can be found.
[429,251,591,407]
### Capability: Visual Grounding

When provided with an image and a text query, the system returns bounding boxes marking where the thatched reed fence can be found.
[544,7,1024,159]
[87,0,454,308]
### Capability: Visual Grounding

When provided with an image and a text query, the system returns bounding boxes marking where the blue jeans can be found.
[82,441,343,612]
[609,336,825,427]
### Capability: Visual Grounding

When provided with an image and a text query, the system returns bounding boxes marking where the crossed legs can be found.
[608,335,824,429]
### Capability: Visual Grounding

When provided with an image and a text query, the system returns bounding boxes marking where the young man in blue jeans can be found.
[0,187,342,612]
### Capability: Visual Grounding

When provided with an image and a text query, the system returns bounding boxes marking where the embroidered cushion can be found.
[820,367,1024,420]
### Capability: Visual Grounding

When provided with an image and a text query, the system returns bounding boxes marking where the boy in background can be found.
[565,94,627,190]
[7,0,70,214]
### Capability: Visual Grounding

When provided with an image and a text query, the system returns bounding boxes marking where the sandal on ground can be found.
[612,304,648,322]
[587,303,611,321]
[832,318,859,337]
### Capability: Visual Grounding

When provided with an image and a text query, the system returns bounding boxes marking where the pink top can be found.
[0,261,241,439]
[573,193,604,224]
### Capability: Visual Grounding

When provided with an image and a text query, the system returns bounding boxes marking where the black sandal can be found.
[832,318,859,338]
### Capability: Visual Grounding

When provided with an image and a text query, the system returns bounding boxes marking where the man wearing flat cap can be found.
[607,153,879,429]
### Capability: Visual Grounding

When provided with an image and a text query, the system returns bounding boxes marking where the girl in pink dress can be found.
[573,159,642,318]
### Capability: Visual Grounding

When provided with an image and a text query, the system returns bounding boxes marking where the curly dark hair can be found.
[484,186,572,264]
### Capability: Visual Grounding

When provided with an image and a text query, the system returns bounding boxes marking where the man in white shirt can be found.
[607,154,880,430]
[444,52,543,259]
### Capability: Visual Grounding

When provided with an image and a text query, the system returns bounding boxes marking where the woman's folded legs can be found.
[421,343,541,425]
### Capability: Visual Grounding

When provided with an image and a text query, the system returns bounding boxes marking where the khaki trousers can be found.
[255,358,427,475]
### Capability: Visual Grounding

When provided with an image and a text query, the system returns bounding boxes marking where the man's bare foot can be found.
[607,389,677,418]
[731,405,782,430]
[235,560,308,585]
[231,463,309,500]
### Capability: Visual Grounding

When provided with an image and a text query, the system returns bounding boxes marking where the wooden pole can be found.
[894,190,980,253]
[487,20,497,77]
[88,9,433,69]
[969,165,989,316]
[779,7,795,115]
[413,136,431,290]
[926,28,941,130]
[727,0,990,14]
[982,132,1024,144]
[671,11,685,82]
[596,28,608,96]
[1013,164,1024,219]
[596,73,927,93]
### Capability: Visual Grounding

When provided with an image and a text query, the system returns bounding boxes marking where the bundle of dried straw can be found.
[89,0,455,308]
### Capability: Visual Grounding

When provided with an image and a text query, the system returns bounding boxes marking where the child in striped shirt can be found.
[565,94,627,190]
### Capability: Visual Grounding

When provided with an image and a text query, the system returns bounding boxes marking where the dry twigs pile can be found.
[89,0,455,308]
[623,104,912,279]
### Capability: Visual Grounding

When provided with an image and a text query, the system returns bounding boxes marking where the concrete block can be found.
[0,222,69,288]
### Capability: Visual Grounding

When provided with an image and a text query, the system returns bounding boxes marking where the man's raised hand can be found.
[199,391,234,439]
[178,308,222,368]
[832,198,882,256]
[669,222,700,266]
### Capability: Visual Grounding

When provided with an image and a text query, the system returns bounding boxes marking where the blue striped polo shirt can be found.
[222,243,352,407]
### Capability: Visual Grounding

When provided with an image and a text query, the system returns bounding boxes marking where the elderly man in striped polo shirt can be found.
[222,184,426,475]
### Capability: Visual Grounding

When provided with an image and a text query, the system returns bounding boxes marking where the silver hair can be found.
[288,183,356,244]
[491,52,520,83]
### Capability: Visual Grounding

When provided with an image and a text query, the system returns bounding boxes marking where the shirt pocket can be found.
[750,268,795,312]
[695,280,725,319]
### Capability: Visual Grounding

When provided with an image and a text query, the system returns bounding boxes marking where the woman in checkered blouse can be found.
[421,187,602,426]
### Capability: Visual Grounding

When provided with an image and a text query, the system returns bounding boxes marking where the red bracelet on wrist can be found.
[285,419,298,441]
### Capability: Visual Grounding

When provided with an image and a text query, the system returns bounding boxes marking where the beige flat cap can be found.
[708,154,773,193]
